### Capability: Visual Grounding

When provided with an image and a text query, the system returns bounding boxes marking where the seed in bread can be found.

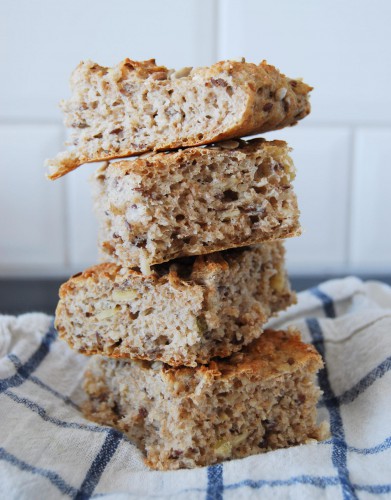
[55,243,295,367]
[83,329,327,470]
[93,138,300,271]
[46,58,312,179]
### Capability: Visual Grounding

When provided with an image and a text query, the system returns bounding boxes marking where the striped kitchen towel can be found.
[0,276,390,499]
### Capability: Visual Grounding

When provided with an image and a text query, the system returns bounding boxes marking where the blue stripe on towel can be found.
[347,436,391,455]
[206,463,223,500]
[330,356,391,406]
[224,474,340,491]
[74,429,122,499]
[7,353,80,410]
[310,287,336,318]
[0,446,77,497]
[354,483,391,494]
[321,435,391,455]
[3,390,110,434]
[307,316,358,500]
[0,323,57,394]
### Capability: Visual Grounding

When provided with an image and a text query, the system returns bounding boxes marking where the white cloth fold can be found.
[0,277,390,499]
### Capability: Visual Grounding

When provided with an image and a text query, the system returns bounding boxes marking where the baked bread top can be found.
[59,247,250,298]
[132,328,323,384]
[103,137,288,176]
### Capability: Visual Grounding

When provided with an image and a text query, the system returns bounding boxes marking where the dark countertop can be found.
[1,275,390,316]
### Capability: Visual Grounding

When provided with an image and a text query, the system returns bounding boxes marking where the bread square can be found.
[83,328,327,470]
[92,138,300,271]
[55,243,295,367]
[46,58,312,179]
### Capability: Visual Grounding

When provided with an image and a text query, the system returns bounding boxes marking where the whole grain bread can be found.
[93,138,300,272]
[83,328,328,470]
[55,243,295,367]
[46,58,312,179]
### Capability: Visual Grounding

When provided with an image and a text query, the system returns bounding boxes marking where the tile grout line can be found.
[266,121,391,129]
[213,0,220,62]
[0,118,62,126]
[345,127,357,272]
[59,126,70,270]
[2,118,391,128]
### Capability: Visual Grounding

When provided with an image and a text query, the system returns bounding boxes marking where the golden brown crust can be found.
[162,329,323,382]
[58,248,248,301]
[145,229,300,267]
[75,329,320,375]
[109,138,287,177]
[47,59,311,179]
[58,262,158,299]
[101,229,301,270]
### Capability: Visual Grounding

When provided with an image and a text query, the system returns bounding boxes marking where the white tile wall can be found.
[0,0,217,275]
[218,0,391,274]
[65,163,100,272]
[0,125,65,274]
[0,0,390,276]
[269,127,351,273]
[350,129,391,271]
[218,0,391,124]
[0,0,215,120]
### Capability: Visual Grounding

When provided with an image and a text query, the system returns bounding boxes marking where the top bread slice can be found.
[46,58,312,179]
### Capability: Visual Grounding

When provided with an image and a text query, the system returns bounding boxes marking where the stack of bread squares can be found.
[50,58,327,470]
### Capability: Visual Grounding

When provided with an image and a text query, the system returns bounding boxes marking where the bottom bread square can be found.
[83,328,328,470]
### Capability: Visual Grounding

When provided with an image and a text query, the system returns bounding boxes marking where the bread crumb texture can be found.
[46,58,312,179]
[93,138,301,269]
[83,328,328,470]
[55,243,295,366]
